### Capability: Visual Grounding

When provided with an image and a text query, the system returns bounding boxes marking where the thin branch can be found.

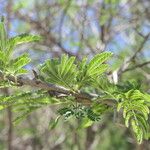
[127,33,150,63]
[123,60,150,72]
[118,33,150,76]
[14,12,80,59]
[0,72,116,106]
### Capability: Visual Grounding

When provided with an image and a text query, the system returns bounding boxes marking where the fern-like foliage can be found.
[55,102,110,129]
[0,90,61,124]
[1,21,150,144]
[117,90,150,143]
[0,21,41,77]
[9,33,42,46]
[57,104,102,121]
[77,52,112,88]
[39,54,77,89]
[39,52,112,90]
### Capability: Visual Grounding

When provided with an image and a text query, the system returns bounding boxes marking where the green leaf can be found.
[48,116,61,130]
[0,22,7,51]
[78,57,87,71]
[0,22,40,75]
[40,52,112,89]
[87,52,112,70]
[40,55,77,88]
[14,68,28,75]
[0,51,6,62]
[7,53,31,75]
[77,52,112,88]
[87,64,108,76]
[79,118,93,128]
[59,54,68,75]
[117,90,150,143]
[9,33,42,46]
[13,107,39,125]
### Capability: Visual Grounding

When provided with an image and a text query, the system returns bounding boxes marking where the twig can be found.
[123,60,150,72]
[127,33,150,63]
[14,12,80,59]
[0,71,116,106]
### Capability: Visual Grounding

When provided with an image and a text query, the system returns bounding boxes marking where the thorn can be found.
[32,69,39,79]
